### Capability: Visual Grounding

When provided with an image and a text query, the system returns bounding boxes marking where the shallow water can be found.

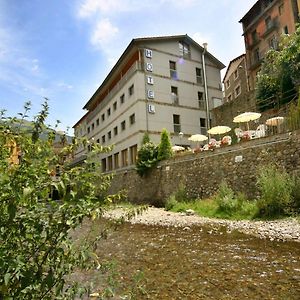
[84,222,300,299]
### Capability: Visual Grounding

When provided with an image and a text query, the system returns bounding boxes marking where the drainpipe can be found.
[202,43,211,131]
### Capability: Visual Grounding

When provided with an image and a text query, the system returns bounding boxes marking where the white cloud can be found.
[57,82,73,90]
[90,18,119,48]
[78,0,127,18]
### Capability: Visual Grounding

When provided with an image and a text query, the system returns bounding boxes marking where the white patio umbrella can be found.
[207,126,231,135]
[172,145,185,152]
[188,134,208,148]
[188,134,208,142]
[233,112,261,130]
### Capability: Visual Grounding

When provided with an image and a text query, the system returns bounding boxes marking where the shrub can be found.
[157,128,173,161]
[165,195,178,211]
[290,175,300,214]
[256,164,293,217]
[135,142,158,176]
[214,181,237,214]
[141,132,150,145]
[174,184,188,202]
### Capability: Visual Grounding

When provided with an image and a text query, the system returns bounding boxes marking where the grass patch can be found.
[166,198,258,220]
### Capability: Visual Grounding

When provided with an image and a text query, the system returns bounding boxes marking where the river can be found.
[77,221,300,299]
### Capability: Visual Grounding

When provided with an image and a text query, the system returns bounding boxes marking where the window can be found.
[129,84,134,96]
[114,126,118,136]
[130,144,138,164]
[198,92,205,109]
[173,114,181,133]
[279,3,284,15]
[107,108,111,117]
[171,86,178,105]
[234,69,238,80]
[179,41,190,58]
[129,113,135,125]
[120,94,125,104]
[91,123,94,130]
[101,158,107,172]
[200,118,207,135]
[254,48,260,63]
[113,101,117,111]
[101,113,105,121]
[283,26,289,34]
[96,118,100,126]
[227,94,232,102]
[226,80,230,89]
[169,61,177,79]
[102,135,106,143]
[251,30,258,43]
[96,138,100,143]
[114,152,119,169]
[108,131,111,140]
[265,16,272,30]
[107,155,113,171]
[121,149,128,167]
[196,67,202,84]
[87,126,90,134]
[235,85,241,97]
[121,120,126,131]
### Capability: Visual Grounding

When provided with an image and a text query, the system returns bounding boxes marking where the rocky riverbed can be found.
[104,206,300,242]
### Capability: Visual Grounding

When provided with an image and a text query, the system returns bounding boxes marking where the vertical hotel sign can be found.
[145,49,155,114]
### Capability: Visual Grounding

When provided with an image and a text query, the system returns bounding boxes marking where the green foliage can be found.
[141,132,150,145]
[290,175,300,214]
[157,128,173,161]
[135,142,158,176]
[0,102,117,299]
[165,195,178,211]
[256,164,293,217]
[287,89,300,130]
[256,27,300,111]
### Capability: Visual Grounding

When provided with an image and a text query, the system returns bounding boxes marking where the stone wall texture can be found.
[108,132,300,206]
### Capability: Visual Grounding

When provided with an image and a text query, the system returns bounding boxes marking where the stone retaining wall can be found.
[108,132,300,206]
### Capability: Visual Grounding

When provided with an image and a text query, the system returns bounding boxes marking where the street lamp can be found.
[202,43,211,132]
[179,131,183,145]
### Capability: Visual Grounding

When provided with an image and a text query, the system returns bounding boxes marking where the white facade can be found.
[73,35,225,171]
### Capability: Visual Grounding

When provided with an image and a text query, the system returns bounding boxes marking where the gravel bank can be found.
[104,206,300,242]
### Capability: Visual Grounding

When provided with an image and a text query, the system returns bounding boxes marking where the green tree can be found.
[256,26,299,111]
[135,142,158,176]
[157,128,173,161]
[0,102,118,299]
[141,132,150,145]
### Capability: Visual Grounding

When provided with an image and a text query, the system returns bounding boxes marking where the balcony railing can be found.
[87,61,142,123]
[262,17,279,38]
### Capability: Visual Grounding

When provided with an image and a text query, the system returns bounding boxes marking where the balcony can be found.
[261,17,279,38]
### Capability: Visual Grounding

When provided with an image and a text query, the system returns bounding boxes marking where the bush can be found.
[290,175,300,214]
[157,129,172,161]
[214,181,237,214]
[165,195,178,211]
[174,184,188,202]
[256,164,293,217]
[135,142,158,176]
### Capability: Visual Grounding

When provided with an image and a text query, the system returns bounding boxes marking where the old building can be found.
[73,35,225,171]
[222,54,249,103]
[239,0,300,91]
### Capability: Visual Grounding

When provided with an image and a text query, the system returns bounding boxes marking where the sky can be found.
[0,0,257,133]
